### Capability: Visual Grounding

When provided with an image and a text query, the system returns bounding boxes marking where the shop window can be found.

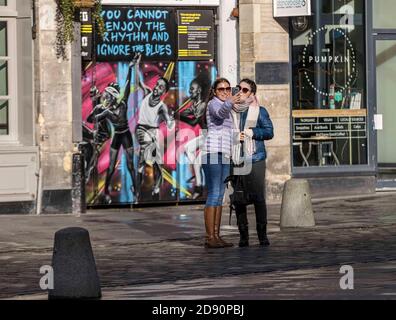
[291,0,367,168]
[0,0,33,144]
[0,0,14,139]
[0,20,10,136]
[373,0,396,29]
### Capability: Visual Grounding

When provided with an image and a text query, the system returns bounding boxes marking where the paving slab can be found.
[1,192,396,299]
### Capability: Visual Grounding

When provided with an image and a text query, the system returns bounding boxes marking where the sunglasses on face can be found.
[216,87,231,93]
[238,86,251,94]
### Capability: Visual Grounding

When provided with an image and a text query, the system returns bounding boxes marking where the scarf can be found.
[232,100,250,113]
[231,96,260,165]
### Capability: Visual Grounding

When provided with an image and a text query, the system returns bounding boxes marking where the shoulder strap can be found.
[229,203,235,225]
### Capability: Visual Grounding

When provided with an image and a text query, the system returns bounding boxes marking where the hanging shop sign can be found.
[273,0,311,17]
[102,0,220,6]
[177,10,214,61]
[80,8,93,61]
[95,6,176,61]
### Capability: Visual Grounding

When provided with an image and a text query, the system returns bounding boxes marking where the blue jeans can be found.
[202,153,231,207]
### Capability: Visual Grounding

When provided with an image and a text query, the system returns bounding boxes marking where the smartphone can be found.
[232,87,240,96]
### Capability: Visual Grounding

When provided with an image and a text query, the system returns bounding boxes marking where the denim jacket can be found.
[239,106,274,162]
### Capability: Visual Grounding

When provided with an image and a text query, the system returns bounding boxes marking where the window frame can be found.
[0,0,16,17]
[289,0,376,176]
[0,17,17,143]
[0,0,18,144]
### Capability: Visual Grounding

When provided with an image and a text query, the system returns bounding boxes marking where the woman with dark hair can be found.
[231,78,274,247]
[201,78,241,248]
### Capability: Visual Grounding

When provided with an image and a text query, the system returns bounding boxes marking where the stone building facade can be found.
[240,0,387,201]
[0,0,76,214]
[3,0,389,213]
[35,0,76,213]
[239,0,291,202]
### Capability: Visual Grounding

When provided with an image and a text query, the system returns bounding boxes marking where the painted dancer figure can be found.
[179,74,211,199]
[135,55,174,198]
[84,84,115,183]
[95,57,139,204]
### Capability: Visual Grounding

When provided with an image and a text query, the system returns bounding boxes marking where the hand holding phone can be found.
[231,92,241,104]
[232,86,240,96]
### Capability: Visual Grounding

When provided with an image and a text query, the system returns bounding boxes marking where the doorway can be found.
[375,35,396,189]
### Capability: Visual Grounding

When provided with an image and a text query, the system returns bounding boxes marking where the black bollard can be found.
[72,152,86,214]
[48,227,101,299]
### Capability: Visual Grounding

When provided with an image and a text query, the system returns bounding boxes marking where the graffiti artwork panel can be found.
[176,61,217,201]
[82,59,177,205]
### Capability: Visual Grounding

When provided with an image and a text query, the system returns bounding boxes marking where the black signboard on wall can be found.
[177,10,214,60]
[255,62,289,85]
[80,9,93,61]
[95,7,176,61]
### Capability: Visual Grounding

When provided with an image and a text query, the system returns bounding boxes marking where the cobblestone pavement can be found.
[1,192,396,299]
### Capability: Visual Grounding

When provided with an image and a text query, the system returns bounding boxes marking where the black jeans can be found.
[235,201,267,226]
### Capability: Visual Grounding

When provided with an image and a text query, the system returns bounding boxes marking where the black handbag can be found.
[228,174,248,205]
[224,167,250,225]
[229,139,250,205]
[226,141,251,224]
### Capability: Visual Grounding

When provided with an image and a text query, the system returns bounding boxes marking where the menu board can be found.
[96,7,176,61]
[177,10,214,60]
[293,110,367,139]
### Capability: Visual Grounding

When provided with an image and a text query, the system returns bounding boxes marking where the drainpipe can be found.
[32,0,42,215]
[71,18,86,215]
[36,167,43,215]
[313,0,324,109]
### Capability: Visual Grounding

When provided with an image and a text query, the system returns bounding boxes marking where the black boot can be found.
[256,223,270,246]
[238,223,249,247]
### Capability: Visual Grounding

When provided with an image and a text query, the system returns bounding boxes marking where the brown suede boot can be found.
[214,206,234,247]
[204,206,223,248]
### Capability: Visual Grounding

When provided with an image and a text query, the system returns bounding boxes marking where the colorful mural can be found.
[82,58,216,205]
[177,61,216,201]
